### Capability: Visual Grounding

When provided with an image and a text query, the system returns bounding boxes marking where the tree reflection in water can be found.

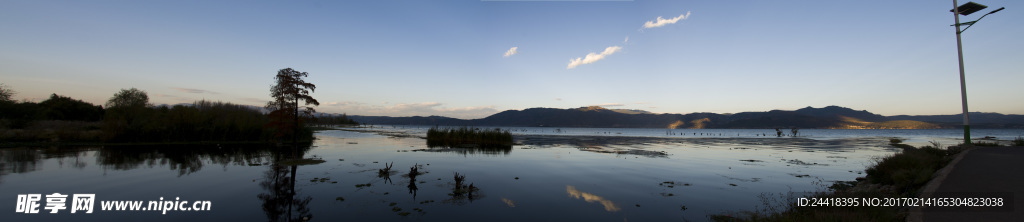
[257,144,314,222]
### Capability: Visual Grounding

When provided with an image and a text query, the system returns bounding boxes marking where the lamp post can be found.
[951,1,1004,145]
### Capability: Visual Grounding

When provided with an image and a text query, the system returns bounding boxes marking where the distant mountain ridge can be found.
[348,106,1024,129]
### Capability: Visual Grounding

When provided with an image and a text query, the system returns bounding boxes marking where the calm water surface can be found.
[2,128,1021,221]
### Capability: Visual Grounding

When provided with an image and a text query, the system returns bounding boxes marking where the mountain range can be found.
[347,105,1024,129]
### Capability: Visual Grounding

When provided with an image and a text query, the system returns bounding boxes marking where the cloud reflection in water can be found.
[566,185,620,212]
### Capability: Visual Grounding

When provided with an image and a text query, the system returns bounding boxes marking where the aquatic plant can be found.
[453,172,465,188]
[1013,136,1024,146]
[278,158,325,166]
[888,138,903,144]
[408,164,419,177]
[378,162,393,177]
[426,126,512,148]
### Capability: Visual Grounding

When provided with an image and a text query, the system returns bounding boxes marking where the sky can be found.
[2,0,1022,119]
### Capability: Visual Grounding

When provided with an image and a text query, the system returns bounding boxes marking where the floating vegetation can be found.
[418,200,435,204]
[789,173,811,178]
[514,177,519,180]
[659,192,675,197]
[888,138,903,144]
[397,212,410,216]
[728,183,738,186]
[389,202,397,206]
[278,158,326,166]
[309,177,333,183]
[738,159,763,162]
[355,183,372,188]
[785,159,824,166]
[659,181,676,188]
[335,197,344,201]
[391,207,402,212]
[426,126,512,148]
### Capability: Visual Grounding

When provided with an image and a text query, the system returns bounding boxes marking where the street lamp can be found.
[950,1,1004,145]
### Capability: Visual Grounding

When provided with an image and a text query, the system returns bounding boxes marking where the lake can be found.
[2,128,1021,221]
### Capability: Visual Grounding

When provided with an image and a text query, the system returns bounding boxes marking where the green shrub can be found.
[864,146,948,192]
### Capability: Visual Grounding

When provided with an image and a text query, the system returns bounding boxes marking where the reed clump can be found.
[426,126,512,148]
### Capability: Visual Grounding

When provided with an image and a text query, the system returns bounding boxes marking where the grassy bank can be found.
[710,141,966,221]
[426,126,512,148]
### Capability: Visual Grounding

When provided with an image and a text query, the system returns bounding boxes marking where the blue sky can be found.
[2,0,1022,119]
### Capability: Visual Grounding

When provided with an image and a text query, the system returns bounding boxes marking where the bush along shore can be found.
[709,141,971,221]
[426,126,513,148]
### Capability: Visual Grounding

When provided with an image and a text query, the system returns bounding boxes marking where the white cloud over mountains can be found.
[642,11,690,29]
[503,47,518,57]
[566,46,622,69]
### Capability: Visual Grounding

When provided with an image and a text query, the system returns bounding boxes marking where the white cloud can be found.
[503,47,519,57]
[567,46,623,69]
[320,101,500,119]
[171,87,218,94]
[642,12,690,29]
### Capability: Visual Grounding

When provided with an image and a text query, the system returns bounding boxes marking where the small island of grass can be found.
[426,126,512,148]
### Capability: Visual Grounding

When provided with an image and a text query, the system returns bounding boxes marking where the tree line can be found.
[0,68,355,143]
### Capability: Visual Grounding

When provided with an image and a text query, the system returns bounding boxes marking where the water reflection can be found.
[258,144,316,222]
[501,198,516,208]
[516,135,895,158]
[258,164,312,222]
[415,144,512,156]
[0,147,94,183]
[407,165,419,199]
[94,144,296,176]
[566,185,620,212]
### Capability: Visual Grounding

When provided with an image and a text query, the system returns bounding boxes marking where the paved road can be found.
[917,146,1024,222]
